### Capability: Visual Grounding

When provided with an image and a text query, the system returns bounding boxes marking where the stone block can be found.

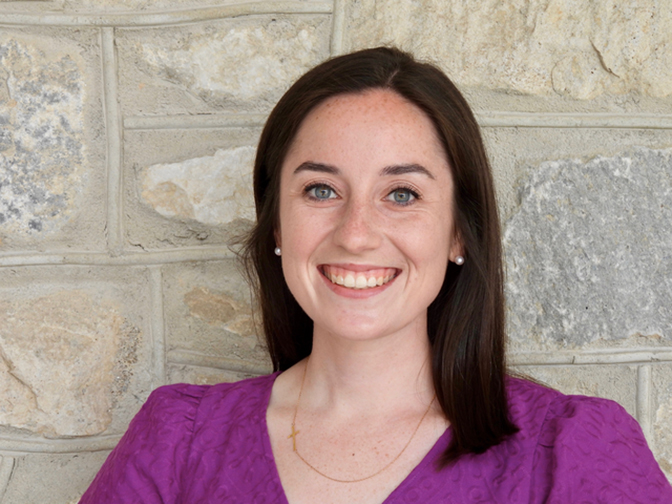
[117,15,331,116]
[167,363,259,385]
[511,364,637,417]
[341,0,672,105]
[482,126,672,221]
[162,260,270,371]
[0,28,106,251]
[124,127,260,249]
[66,0,264,11]
[504,147,672,351]
[0,0,327,13]
[0,267,154,437]
[0,451,110,504]
[652,364,672,482]
[141,145,255,225]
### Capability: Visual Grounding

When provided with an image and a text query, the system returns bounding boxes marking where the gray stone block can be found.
[504,147,672,350]
[482,127,672,222]
[0,28,106,251]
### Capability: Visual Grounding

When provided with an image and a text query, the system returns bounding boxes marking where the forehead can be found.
[283,89,448,168]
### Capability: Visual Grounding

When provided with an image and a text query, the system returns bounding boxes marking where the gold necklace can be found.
[288,360,436,483]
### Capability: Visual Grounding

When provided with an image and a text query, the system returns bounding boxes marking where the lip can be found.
[322,263,393,273]
[318,264,400,298]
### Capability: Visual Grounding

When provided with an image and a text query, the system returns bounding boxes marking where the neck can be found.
[302,321,435,414]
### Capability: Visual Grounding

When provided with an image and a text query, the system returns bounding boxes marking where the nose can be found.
[332,196,382,253]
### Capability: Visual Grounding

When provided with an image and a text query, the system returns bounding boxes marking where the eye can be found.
[387,187,419,205]
[305,183,337,201]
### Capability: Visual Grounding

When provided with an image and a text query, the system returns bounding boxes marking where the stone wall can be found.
[0,1,670,501]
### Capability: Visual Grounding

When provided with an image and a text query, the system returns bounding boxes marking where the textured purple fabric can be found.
[81,374,672,503]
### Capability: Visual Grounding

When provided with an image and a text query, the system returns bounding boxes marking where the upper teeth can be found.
[323,266,396,290]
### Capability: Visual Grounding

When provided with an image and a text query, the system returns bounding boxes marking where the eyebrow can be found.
[293,161,435,179]
[293,162,340,175]
[380,163,435,180]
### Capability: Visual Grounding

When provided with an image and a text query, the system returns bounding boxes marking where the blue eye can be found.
[388,188,418,205]
[306,184,336,200]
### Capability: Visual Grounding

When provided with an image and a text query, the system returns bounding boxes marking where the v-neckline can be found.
[259,372,452,504]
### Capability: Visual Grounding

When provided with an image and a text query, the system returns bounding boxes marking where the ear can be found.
[274,228,281,249]
[449,229,464,263]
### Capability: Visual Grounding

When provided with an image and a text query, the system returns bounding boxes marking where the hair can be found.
[241,46,518,465]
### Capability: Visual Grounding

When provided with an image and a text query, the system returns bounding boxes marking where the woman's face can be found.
[277,89,461,343]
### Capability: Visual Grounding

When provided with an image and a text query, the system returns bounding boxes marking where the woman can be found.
[81,47,671,503]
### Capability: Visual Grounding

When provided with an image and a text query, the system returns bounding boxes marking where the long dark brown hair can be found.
[241,46,518,464]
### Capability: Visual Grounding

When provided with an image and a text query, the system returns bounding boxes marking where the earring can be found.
[274,247,282,256]
[455,255,464,265]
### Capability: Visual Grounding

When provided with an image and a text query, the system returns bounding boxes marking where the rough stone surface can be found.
[343,0,672,100]
[0,290,124,436]
[504,147,672,350]
[0,0,326,12]
[141,145,255,226]
[1,451,109,504]
[0,267,153,437]
[117,15,330,116]
[0,28,105,251]
[124,128,260,249]
[652,365,672,482]
[167,363,258,386]
[512,365,637,417]
[162,260,269,368]
[481,127,672,221]
[0,33,85,237]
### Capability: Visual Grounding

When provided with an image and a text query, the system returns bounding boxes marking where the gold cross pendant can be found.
[288,423,300,452]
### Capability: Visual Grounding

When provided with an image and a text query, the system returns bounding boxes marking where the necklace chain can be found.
[288,360,436,483]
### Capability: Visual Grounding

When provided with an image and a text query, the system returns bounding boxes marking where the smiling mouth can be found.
[320,265,399,290]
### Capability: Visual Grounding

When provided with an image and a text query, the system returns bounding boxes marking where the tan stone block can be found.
[162,260,270,371]
[167,363,260,385]
[1,451,110,504]
[117,15,331,116]
[141,145,255,225]
[124,128,260,249]
[341,0,672,101]
[511,364,637,417]
[652,364,672,482]
[0,267,153,437]
[0,27,105,251]
[64,0,256,10]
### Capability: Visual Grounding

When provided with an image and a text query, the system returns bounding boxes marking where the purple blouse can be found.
[81,374,672,503]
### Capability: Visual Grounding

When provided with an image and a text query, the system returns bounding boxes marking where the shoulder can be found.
[146,373,277,416]
[505,376,644,449]
[505,376,649,465]
[80,374,279,503]
[137,373,278,439]
[505,377,672,503]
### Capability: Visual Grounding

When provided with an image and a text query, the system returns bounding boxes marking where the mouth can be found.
[319,265,400,290]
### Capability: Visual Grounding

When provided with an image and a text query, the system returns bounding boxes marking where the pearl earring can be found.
[455,255,464,265]
[274,247,282,256]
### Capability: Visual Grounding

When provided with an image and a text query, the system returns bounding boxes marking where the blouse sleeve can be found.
[530,394,672,504]
[79,384,208,504]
